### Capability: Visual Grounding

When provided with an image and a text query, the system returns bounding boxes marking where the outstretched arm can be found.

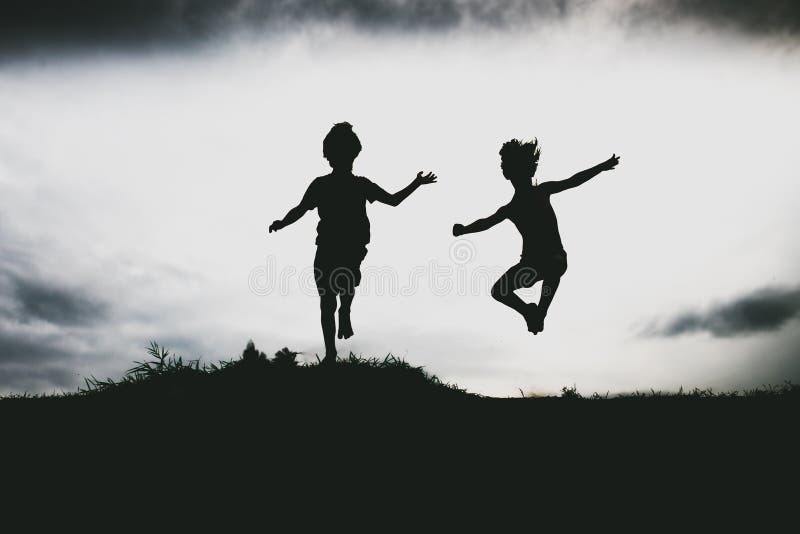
[538,154,620,195]
[268,190,314,233]
[372,171,437,207]
[453,208,506,237]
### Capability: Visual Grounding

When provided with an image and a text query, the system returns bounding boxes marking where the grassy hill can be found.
[3,341,797,503]
[4,340,797,442]
[4,340,796,405]
[2,341,472,405]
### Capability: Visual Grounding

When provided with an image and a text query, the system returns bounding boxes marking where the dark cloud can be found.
[2,0,797,60]
[0,226,211,394]
[9,275,106,327]
[0,228,107,327]
[646,286,800,338]
[630,1,800,37]
[0,227,110,391]
[0,258,107,327]
[0,0,575,59]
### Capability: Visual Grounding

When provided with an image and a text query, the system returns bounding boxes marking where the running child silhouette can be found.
[453,138,619,334]
[269,122,437,364]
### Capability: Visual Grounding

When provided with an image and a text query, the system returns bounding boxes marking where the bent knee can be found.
[547,267,566,280]
[490,280,505,301]
[541,257,567,280]
[555,253,568,277]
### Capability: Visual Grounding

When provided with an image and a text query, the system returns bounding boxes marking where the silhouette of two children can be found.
[270,122,619,361]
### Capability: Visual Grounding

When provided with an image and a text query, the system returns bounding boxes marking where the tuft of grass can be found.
[272,347,300,367]
[560,384,582,399]
[81,341,211,394]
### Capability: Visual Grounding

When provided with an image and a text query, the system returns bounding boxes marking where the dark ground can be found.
[2,342,797,522]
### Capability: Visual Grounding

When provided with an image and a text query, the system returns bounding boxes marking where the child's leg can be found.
[319,293,338,360]
[336,246,366,340]
[491,264,538,316]
[338,291,354,339]
[538,277,561,318]
[534,253,567,332]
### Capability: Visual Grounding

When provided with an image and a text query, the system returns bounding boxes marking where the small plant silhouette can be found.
[272,347,300,367]
[560,384,582,399]
[242,340,267,362]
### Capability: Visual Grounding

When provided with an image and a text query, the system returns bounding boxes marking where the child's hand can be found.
[415,171,438,185]
[453,223,465,237]
[268,220,283,233]
[599,154,620,171]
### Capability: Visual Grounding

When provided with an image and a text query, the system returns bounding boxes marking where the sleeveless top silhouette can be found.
[499,185,565,260]
[302,173,383,247]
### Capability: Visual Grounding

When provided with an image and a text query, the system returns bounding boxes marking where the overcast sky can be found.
[1,0,799,395]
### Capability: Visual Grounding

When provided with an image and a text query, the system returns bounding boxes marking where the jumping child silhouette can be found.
[453,138,619,334]
[269,122,437,363]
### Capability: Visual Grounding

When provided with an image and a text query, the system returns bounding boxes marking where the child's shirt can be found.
[498,184,565,261]
[302,172,383,248]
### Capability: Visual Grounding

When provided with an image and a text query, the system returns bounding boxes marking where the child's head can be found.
[500,138,540,182]
[323,122,362,170]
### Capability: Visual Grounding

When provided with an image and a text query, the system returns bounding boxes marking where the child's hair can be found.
[500,138,541,177]
[323,122,362,163]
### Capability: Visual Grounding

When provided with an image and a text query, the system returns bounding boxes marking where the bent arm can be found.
[373,172,437,207]
[539,154,620,195]
[273,203,309,230]
[269,193,314,233]
[453,209,505,236]
[372,181,419,207]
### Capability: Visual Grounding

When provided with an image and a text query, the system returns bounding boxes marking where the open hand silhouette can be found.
[598,154,620,171]
[415,171,438,185]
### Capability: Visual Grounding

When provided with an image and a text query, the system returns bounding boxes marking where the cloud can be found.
[0,221,228,393]
[3,0,796,60]
[0,214,106,328]
[7,275,106,326]
[0,0,571,59]
[0,226,105,390]
[0,247,107,327]
[629,1,800,37]
[0,246,107,389]
[0,322,88,390]
[0,327,74,365]
[646,286,800,338]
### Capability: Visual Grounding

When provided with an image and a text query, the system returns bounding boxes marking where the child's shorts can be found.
[516,249,568,283]
[314,244,369,296]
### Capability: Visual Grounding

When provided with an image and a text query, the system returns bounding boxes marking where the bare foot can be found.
[524,303,544,335]
[337,310,354,339]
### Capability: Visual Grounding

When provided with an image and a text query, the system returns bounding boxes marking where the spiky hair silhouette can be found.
[500,138,541,177]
